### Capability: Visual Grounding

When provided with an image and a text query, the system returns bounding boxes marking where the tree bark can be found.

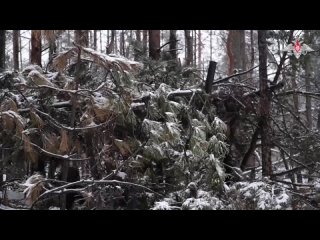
[149,30,160,60]
[198,30,202,69]
[143,30,148,55]
[74,30,89,47]
[93,30,97,50]
[227,30,247,75]
[304,31,313,129]
[48,32,57,61]
[258,30,272,176]
[120,30,125,56]
[107,30,115,54]
[136,30,141,42]
[169,30,177,60]
[31,30,42,66]
[290,58,299,115]
[193,30,197,66]
[13,30,19,71]
[209,30,213,61]
[0,30,5,72]
[184,30,193,66]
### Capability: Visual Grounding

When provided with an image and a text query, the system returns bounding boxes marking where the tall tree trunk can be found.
[0,30,5,72]
[19,32,23,69]
[291,59,299,114]
[198,30,202,69]
[93,30,97,50]
[74,30,89,47]
[258,30,272,176]
[67,30,71,46]
[149,30,160,60]
[114,30,118,54]
[209,30,213,61]
[143,30,148,55]
[48,32,57,61]
[193,30,197,66]
[169,30,177,60]
[120,30,125,55]
[249,30,255,81]
[100,30,103,53]
[184,30,193,66]
[136,30,141,42]
[31,30,42,66]
[304,31,313,129]
[107,30,115,54]
[227,30,247,75]
[13,30,20,71]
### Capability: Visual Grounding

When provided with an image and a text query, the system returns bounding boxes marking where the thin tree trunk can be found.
[209,30,213,61]
[93,30,97,50]
[100,30,103,53]
[198,30,202,69]
[107,30,115,54]
[149,30,160,60]
[67,30,70,46]
[169,30,177,60]
[13,30,20,71]
[31,30,42,66]
[305,55,313,129]
[120,30,125,55]
[114,30,118,54]
[291,60,299,114]
[0,30,5,71]
[194,30,197,67]
[258,30,272,176]
[143,30,148,55]
[48,32,57,61]
[184,30,193,66]
[19,32,23,69]
[136,30,141,42]
[250,30,254,81]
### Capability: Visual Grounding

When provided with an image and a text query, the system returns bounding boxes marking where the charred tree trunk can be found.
[258,30,272,176]
[149,30,160,60]
[31,30,42,67]
[13,30,19,71]
[184,30,193,66]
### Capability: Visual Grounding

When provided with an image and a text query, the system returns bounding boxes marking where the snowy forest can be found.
[0,30,320,210]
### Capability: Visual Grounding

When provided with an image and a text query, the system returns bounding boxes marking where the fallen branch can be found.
[31,178,163,209]
[35,101,114,132]
[212,65,259,85]
[271,164,314,177]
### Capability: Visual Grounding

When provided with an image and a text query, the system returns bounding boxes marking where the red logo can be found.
[283,38,314,59]
[294,40,301,53]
